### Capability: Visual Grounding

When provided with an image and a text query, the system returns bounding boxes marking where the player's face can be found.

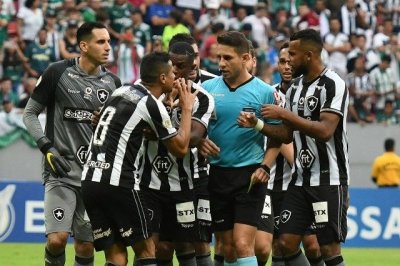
[171,53,194,80]
[84,28,111,66]
[278,48,292,82]
[188,43,200,81]
[217,44,246,80]
[161,63,175,93]
[288,40,308,78]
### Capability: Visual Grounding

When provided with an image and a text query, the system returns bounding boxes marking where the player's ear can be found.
[242,52,250,63]
[79,41,88,53]
[159,73,166,84]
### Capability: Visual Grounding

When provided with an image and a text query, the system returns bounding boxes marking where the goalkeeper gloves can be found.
[37,137,71,178]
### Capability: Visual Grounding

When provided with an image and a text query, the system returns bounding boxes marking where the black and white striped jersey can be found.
[285,69,350,186]
[267,83,293,191]
[82,84,177,189]
[193,69,217,178]
[138,83,215,191]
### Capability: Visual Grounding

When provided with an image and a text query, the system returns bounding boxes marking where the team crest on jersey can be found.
[97,89,109,104]
[306,96,318,112]
[299,149,315,169]
[53,208,65,222]
[280,210,291,223]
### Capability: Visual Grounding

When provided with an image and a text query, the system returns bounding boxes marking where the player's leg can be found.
[72,185,94,266]
[233,165,269,265]
[154,241,174,266]
[44,181,76,266]
[81,182,127,266]
[269,191,285,266]
[302,230,325,266]
[254,191,274,266]
[168,191,198,266]
[278,186,313,266]
[193,176,213,266]
[312,185,348,266]
[208,166,237,264]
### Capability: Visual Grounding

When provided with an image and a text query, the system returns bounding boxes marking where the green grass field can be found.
[1,243,400,265]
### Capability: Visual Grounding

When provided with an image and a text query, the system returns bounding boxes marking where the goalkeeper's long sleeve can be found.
[23,98,46,142]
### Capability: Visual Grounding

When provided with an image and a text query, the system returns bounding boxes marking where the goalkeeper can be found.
[23,22,121,266]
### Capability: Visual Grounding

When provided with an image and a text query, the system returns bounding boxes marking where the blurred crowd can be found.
[0,0,399,126]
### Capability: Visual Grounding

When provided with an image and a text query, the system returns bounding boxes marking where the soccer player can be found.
[81,52,197,266]
[262,42,324,266]
[140,42,214,266]
[238,29,349,266]
[198,31,278,265]
[156,33,216,266]
[22,22,121,266]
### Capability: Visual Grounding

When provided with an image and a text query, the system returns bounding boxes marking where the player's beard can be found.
[292,64,307,78]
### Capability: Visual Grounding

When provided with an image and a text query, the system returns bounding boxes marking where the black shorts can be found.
[209,164,268,231]
[81,181,151,251]
[279,185,348,245]
[141,187,198,242]
[270,190,316,238]
[257,190,274,233]
[193,176,213,242]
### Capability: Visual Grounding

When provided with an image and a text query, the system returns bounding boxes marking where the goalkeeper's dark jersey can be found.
[31,58,121,187]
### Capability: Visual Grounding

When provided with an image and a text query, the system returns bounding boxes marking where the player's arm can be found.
[371,159,379,184]
[262,105,341,142]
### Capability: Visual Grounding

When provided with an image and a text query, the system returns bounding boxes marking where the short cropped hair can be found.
[290,29,323,53]
[168,42,195,64]
[77,22,107,44]
[384,138,395,151]
[279,41,289,52]
[217,31,250,55]
[140,52,171,84]
[169,33,196,47]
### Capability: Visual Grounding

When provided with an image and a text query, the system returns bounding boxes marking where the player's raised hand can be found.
[237,111,257,128]
[261,104,284,119]
[176,78,198,111]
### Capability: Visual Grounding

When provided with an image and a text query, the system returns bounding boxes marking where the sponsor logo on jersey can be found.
[0,185,16,242]
[64,107,93,123]
[120,227,133,238]
[280,210,291,223]
[299,149,315,169]
[84,87,93,100]
[306,96,318,112]
[97,89,109,104]
[152,155,173,175]
[67,88,80,94]
[85,160,111,170]
[67,72,79,79]
[76,145,89,165]
[93,227,112,240]
[100,78,111,84]
[52,207,65,222]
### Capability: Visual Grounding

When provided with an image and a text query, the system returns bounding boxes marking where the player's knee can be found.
[74,240,94,257]
[303,239,321,258]
[319,242,341,259]
[156,241,174,259]
[277,237,297,256]
[233,237,253,256]
[194,241,210,255]
[254,242,271,261]
[175,242,195,255]
[47,232,69,252]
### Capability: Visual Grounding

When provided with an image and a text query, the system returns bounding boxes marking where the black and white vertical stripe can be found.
[138,84,214,190]
[267,83,293,191]
[82,84,177,189]
[285,69,350,186]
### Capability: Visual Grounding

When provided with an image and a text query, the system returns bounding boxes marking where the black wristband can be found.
[36,136,52,154]
[260,164,270,175]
